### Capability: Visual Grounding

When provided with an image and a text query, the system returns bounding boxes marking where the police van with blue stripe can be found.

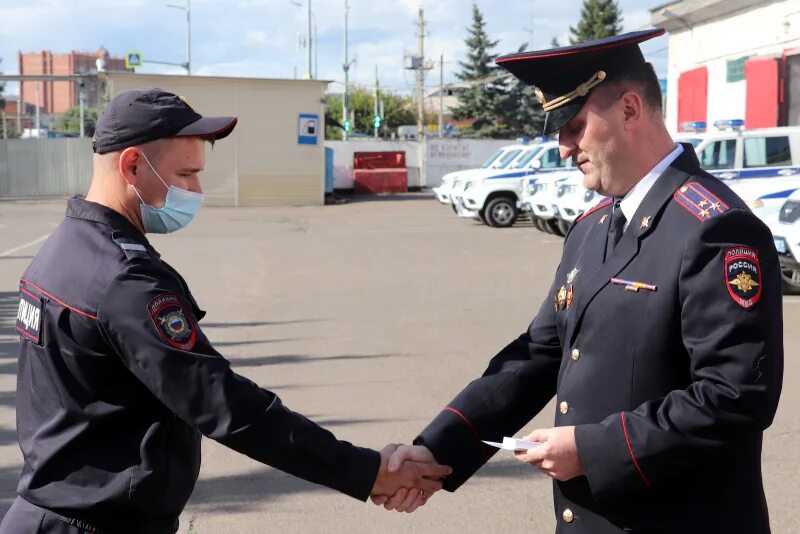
[456,139,573,227]
[693,121,800,222]
[433,144,519,206]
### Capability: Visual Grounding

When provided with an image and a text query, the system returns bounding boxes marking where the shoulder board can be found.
[575,197,612,223]
[112,232,152,261]
[673,182,730,222]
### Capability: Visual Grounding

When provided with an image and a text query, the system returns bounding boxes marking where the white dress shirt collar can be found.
[619,143,684,230]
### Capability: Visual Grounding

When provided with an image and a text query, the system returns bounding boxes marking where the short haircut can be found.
[595,61,663,113]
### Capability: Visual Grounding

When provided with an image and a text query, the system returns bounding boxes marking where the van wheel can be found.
[556,219,571,236]
[478,208,491,226]
[485,197,517,228]
[781,266,800,295]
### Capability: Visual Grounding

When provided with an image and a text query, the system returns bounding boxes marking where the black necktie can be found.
[605,199,626,260]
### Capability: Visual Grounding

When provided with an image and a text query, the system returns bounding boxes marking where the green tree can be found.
[324,87,415,139]
[495,43,545,138]
[450,2,504,138]
[569,0,623,44]
[54,106,99,136]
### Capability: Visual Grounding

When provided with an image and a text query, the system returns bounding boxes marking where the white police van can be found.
[764,189,800,294]
[449,142,534,216]
[433,144,516,206]
[457,140,572,227]
[552,173,607,235]
[694,121,800,221]
[519,169,581,235]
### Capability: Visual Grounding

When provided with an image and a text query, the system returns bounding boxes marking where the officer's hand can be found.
[514,426,584,481]
[370,444,450,513]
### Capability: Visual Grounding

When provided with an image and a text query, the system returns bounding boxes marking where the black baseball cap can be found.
[92,88,238,154]
[496,29,665,134]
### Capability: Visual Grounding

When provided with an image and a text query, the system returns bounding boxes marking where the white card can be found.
[482,436,541,451]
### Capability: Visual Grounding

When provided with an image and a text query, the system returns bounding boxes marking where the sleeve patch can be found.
[724,247,762,309]
[147,294,197,350]
[673,182,730,222]
[16,287,45,345]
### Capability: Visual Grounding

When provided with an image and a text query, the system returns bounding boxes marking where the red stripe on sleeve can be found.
[620,412,651,487]
[443,406,490,460]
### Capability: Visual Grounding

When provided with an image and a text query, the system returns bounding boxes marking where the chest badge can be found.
[598,214,608,224]
[640,216,651,229]
[566,267,580,284]
[555,285,568,311]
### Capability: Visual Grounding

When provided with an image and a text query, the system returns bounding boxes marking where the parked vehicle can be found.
[763,188,800,294]
[457,141,573,227]
[693,122,800,222]
[519,169,581,235]
[433,144,518,205]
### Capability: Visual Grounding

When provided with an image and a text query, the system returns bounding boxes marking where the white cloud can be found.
[244,31,269,45]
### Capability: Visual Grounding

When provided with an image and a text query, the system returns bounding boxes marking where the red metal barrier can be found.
[353,151,406,170]
[353,169,408,194]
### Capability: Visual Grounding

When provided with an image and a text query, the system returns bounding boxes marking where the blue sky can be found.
[0,0,669,96]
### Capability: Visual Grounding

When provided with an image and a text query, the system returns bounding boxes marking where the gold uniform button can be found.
[571,348,580,361]
[562,508,574,523]
[559,401,569,414]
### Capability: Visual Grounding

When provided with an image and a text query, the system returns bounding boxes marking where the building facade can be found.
[651,0,800,133]
[18,48,128,115]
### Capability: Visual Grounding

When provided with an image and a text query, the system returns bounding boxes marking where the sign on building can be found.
[297,113,319,145]
[125,52,143,70]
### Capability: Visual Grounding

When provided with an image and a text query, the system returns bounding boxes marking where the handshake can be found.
[369,444,451,514]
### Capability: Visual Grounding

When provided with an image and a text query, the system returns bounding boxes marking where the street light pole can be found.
[167,0,191,74]
[308,0,313,79]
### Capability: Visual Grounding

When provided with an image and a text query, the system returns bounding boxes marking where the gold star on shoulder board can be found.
[599,214,608,224]
[640,216,651,229]
[730,272,759,293]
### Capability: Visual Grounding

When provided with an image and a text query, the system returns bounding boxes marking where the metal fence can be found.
[0,139,93,198]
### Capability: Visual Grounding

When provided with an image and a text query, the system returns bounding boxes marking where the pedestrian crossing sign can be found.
[125,52,143,70]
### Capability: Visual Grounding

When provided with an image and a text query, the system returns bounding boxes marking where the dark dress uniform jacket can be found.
[416,147,783,533]
[9,198,379,533]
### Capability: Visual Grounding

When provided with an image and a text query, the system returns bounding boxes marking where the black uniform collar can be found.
[66,197,155,249]
[629,143,700,239]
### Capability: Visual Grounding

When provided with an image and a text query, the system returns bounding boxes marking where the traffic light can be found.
[373,115,382,129]
[343,120,352,133]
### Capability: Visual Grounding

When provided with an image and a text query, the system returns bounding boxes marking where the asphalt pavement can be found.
[0,195,797,533]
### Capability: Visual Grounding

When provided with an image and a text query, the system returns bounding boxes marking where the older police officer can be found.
[380,30,783,533]
[3,89,450,533]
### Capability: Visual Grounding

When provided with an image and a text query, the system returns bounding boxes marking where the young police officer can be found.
[379,29,783,533]
[4,89,451,533]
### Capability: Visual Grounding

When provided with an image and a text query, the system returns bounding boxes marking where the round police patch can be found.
[724,247,762,309]
[147,294,197,350]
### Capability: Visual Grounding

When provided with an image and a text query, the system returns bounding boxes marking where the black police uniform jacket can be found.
[416,147,783,533]
[13,198,380,532]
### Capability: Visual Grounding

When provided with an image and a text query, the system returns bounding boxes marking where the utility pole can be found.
[373,65,380,138]
[342,0,354,140]
[439,54,444,138]
[416,7,426,139]
[166,0,191,74]
[186,0,191,74]
[308,0,313,79]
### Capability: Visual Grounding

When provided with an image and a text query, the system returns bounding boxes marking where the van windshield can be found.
[494,149,522,168]
[511,147,544,169]
[480,149,506,168]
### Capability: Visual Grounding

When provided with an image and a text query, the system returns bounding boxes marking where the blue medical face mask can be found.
[132,151,205,234]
